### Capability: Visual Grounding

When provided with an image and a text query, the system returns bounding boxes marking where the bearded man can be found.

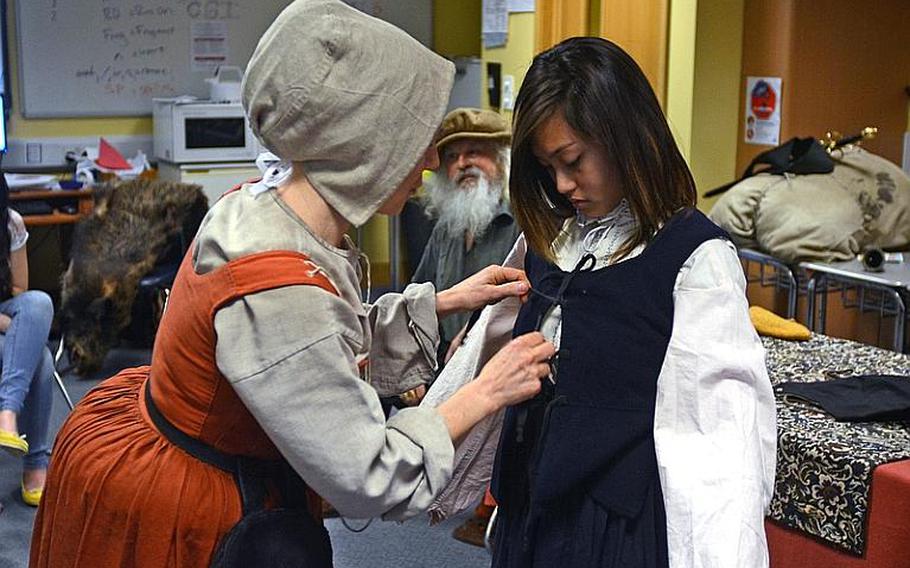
[412,108,520,366]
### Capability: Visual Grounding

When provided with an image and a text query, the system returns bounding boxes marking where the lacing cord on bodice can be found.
[515,253,597,443]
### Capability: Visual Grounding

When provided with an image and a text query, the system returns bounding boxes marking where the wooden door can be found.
[536,0,591,53]
[598,0,669,104]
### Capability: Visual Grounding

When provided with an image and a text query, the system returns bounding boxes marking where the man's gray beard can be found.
[422,168,504,240]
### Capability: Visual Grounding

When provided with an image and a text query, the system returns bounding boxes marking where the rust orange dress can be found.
[30,249,335,567]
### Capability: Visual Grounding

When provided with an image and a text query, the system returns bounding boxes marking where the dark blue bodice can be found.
[490,208,728,568]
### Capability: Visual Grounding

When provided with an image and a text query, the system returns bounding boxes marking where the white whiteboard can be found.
[15,0,432,118]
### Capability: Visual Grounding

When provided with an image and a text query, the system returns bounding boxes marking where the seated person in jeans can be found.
[0,207,55,507]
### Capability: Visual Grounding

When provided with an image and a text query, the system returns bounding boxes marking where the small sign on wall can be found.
[744,76,782,146]
[508,0,535,11]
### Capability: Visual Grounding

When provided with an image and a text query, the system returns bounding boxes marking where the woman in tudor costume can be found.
[428,37,776,567]
[29,1,555,566]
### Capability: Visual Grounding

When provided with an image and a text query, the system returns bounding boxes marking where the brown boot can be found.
[452,514,489,548]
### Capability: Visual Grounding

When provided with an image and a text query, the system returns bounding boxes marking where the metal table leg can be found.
[806,276,817,332]
[888,290,905,352]
[785,271,798,320]
[818,274,829,334]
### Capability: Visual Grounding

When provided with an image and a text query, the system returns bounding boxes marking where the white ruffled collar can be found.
[553,198,639,270]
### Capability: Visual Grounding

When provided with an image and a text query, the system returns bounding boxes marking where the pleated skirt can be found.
[492,479,669,568]
[29,367,243,568]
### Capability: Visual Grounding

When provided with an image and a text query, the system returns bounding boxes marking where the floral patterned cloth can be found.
[766,334,910,555]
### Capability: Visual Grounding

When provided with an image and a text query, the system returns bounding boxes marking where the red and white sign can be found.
[745,77,782,146]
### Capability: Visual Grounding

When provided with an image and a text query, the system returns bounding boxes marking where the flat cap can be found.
[436,108,510,149]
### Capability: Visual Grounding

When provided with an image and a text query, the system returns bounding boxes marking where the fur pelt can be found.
[60,178,208,375]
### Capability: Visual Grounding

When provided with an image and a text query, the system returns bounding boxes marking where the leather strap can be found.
[144,379,295,515]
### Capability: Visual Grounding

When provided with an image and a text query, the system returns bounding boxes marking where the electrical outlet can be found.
[502,75,515,111]
[26,143,42,164]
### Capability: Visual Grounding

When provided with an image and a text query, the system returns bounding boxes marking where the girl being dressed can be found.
[428,37,776,568]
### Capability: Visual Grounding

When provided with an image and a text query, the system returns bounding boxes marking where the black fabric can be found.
[144,381,333,567]
[704,137,834,197]
[210,509,333,568]
[777,374,910,422]
[491,208,728,568]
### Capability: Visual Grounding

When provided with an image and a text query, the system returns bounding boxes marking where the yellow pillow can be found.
[749,306,811,341]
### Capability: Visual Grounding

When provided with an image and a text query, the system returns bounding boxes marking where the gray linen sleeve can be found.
[214,284,454,520]
[367,282,440,396]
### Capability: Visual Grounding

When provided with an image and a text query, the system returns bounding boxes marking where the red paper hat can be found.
[96,137,132,170]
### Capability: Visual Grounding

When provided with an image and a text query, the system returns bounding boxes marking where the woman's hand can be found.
[474,332,555,410]
[435,332,555,442]
[436,265,530,318]
[0,314,10,334]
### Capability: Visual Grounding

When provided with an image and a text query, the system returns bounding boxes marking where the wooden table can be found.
[9,188,93,227]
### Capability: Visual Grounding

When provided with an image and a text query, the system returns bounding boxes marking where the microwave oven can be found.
[153,99,260,164]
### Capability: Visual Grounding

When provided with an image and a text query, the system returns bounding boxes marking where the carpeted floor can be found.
[0,342,491,568]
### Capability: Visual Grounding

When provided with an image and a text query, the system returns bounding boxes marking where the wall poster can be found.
[744,76,782,146]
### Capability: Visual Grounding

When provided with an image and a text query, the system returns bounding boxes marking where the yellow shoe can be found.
[21,481,42,507]
[0,429,28,457]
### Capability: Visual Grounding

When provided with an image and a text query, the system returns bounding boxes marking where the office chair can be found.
[130,252,180,343]
[125,223,188,345]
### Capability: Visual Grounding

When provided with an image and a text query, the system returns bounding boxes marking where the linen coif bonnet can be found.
[242,0,455,227]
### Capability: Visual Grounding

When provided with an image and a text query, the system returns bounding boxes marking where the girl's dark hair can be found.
[0,168,11,300]
[510,37,697,261]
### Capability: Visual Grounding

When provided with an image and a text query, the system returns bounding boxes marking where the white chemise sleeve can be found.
[654,238,776,568]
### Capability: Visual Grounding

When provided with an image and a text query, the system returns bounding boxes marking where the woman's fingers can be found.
[531,338,557,362]
[484,280,529,304]
[516,335,555,381]
[480,332,555,406]
[489,266,530,298]
[514,331,552,354]
[438,265,531,316]
[490,265,529,286]
[476,267,529,305]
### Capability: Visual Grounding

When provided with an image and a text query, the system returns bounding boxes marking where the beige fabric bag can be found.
[709,147,910,263]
